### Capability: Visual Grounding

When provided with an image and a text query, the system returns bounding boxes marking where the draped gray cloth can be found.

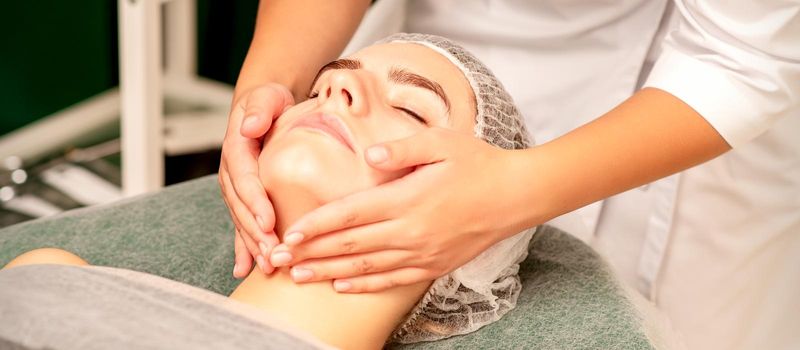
[0,264,329,350]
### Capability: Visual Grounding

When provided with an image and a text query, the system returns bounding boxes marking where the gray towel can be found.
[0,264,332,350]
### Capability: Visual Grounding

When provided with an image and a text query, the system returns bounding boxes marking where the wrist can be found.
[504,147,556,230]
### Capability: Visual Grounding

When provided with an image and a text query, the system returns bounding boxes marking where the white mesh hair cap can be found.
[376,33,536,344]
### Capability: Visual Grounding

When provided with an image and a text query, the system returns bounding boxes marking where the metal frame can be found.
[0,0,233,198]
[119,0,164,196]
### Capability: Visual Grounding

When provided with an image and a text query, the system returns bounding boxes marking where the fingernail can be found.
[291,267,313,282]
[259,242,269,256]
[284,232,304,245]
[243,115,258,129]
[233,263,240,276]
[333,280,352,292]
[256,255,266,271]
[366,146,388,164]
[271,251,292,266]
[256,216,267,232]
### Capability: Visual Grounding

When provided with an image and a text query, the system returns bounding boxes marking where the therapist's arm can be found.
[234,0,370,101]
[516,88,731,225]
[221,0,370,278]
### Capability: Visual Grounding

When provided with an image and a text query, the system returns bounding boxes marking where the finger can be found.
[233,230,253,278]
[222,144,276,234]
[221,171,272,245]
[219,179,242,232]
[240,84,295,139]
[287,250,414,283]
[221,192,253,261]
[365,128,450,170]
[283,183,408,245]
[218,167,245,233]
[332,267,431,293]
[238,227,271,274]
[271,220,404,266]
[259,231,280,275]
[222,184,273,276]
[221,168,276,276]
[233,172,276,234]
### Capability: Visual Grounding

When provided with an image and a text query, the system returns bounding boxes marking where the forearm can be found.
[519,87,732,226]
[235,0,371,102]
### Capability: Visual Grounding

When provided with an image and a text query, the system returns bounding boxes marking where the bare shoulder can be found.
[3,248,89,269]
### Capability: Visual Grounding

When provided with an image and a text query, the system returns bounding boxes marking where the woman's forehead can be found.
[349,42,476,122]
[350,43,454,77]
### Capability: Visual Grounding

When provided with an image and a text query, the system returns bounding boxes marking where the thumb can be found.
[240,84,294,139]
[365,129,449,171]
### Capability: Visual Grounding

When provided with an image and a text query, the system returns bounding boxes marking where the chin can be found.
[258,133,369,204]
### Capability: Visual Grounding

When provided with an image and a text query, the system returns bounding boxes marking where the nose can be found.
[318,69,369,117]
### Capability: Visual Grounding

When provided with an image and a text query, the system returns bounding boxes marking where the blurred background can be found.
[0,0,260,227]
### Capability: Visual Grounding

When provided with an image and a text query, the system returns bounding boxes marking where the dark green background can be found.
[0,0,259,136]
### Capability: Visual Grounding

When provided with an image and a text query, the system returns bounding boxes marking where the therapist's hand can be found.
[219,83,294,278]
[269,128,535,293]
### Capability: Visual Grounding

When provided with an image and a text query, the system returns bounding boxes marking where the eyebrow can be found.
[308,58,451,113]
[388,67,451,113]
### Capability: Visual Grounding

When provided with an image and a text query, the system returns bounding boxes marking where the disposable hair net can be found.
[375,33,536,343]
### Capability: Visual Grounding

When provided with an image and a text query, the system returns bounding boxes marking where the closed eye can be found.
[395,107,427,125]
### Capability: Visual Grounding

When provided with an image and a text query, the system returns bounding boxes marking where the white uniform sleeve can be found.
[644,0,800,148]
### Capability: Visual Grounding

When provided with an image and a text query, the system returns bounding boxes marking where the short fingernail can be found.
[256,216,267,232]
[366,146,388,164]
[284,232,304,245]
[333,280,352,292]
[271,251,292,266]
[291,267,313,282]
[243,115,259,129]
[233,263,240,276]
[259,242,269,256]
[256,255,266,271]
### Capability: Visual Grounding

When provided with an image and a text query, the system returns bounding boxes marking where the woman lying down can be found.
[1,33,534,350]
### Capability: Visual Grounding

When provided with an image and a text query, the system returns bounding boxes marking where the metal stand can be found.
[0,0,233,198]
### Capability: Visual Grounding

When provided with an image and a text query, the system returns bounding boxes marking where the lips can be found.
[290,112,356,152]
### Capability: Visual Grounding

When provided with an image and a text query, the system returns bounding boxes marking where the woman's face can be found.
[259,42,476,205]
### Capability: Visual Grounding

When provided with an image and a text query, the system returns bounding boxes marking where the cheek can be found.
[361,111,425,146]
[355,114,429,185]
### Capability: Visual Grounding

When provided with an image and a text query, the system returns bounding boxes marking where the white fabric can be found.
[644,0,800,148]
[400,1,800,350]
